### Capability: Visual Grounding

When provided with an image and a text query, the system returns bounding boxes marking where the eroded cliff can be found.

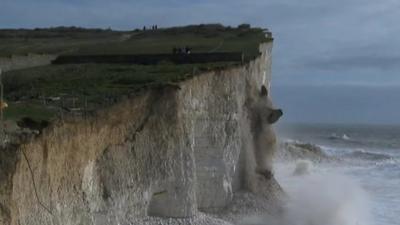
[1,41,283,225]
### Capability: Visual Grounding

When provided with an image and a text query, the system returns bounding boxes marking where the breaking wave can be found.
[343,149,393,161]
[278,140,331,162]
[280,139,397,163]
[282,172,371,225]
[275,124,400,225]
[328,133,351,141]
[240,166,371,225]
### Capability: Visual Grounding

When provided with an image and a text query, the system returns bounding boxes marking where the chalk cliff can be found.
[0,41,284,225]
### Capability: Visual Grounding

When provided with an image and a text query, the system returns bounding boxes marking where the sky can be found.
[1,0,399,124]
[273,85,400,124]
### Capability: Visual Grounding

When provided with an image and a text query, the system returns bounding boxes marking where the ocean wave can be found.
[279,139,398,165]
[328,133,351,141]
[343,149,394,161]
[278,140,332,162]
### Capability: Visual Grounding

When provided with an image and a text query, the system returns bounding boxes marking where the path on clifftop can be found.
[208,40,225,53]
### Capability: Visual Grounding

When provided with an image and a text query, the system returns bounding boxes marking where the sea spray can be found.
[292,159,313,176]
[240,164,371,225]
[283,172,371,225]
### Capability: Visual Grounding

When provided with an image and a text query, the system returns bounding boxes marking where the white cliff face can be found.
[179,43,274,211]
[1,41,283,225]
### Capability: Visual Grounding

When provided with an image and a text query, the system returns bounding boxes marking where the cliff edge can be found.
[1,40,284,225]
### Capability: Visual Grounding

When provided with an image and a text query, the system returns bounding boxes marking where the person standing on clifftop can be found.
[185,46,191,54]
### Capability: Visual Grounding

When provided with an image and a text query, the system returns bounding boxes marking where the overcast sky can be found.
[1,0,399,86]
[1,0,399,123]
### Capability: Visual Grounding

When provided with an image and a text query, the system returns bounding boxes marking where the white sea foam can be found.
[282,172,371,225]
[241,164,371,225]
[292,160,313,176]
[276,124,400,225]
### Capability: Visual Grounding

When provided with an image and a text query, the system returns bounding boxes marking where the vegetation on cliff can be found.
[1,24,271,123]
[0,24,270,58]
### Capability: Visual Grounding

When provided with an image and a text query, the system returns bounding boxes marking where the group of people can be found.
[143,25,158,31]
[172,46,192,55]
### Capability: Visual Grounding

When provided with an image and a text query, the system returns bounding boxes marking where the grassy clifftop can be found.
[0,24,270,58]
[1,24,271,123]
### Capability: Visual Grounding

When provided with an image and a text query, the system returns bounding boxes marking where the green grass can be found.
[0,27,123,57]
[3,63,238,97]
[0,24,271,122]
[72,27,269,60]
[3,102,57,121]
[0,24,270,60]
[0,36,123,57]
[2,62,240,121]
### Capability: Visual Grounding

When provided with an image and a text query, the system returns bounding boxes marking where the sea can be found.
[275,123,400,225]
